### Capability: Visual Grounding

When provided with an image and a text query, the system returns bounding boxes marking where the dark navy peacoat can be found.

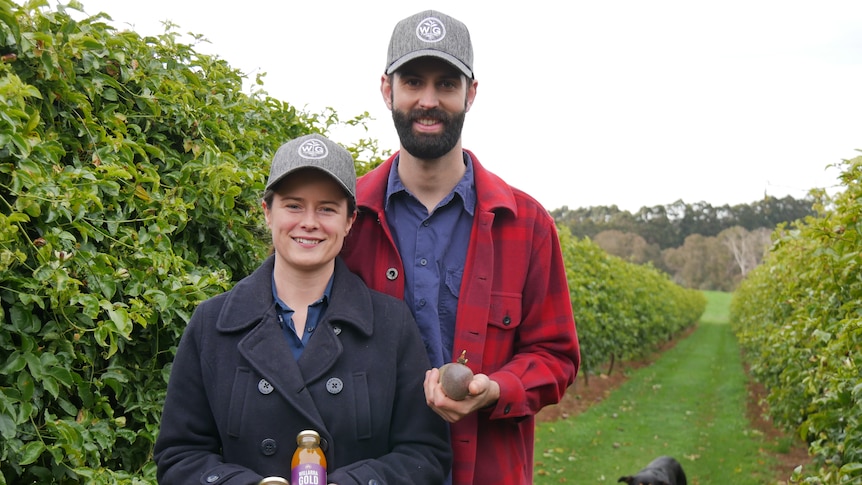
[154,256,451,485]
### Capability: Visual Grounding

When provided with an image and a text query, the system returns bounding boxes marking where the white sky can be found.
[65,0,862,212]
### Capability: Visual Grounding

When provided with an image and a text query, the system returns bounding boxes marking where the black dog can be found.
[618,456,687,485]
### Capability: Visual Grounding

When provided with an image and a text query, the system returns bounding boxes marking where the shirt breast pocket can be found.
[485,293,523,365]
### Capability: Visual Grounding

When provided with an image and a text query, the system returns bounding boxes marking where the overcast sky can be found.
[67,0,862,212]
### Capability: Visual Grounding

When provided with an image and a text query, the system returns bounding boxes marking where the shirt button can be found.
[258,379,274,395]
[333,326,342,336]
[326,377,344,394]
[420,258,428,266]
[423,221,430,227]
[386,268,398,280]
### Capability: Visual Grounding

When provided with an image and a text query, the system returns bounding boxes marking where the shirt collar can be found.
[384,152,476,216]
[271,270,334,313]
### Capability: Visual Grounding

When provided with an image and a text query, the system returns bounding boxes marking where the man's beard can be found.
[392,107,466,160]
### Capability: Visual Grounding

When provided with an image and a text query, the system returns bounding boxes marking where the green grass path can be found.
[535,291,779,484]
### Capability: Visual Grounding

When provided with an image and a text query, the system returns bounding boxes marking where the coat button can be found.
[386,268,398,280]
[258,379,274,395]
[326,377,344,394]
[367,480,380,485]
[205,474,220,483]
[333,326,342,336]
[260,438,278,456]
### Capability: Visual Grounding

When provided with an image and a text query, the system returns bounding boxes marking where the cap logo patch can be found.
[416,17,445,43]
[298,139,328,159]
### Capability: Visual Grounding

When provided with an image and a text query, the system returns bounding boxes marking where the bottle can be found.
[291,429,327,485]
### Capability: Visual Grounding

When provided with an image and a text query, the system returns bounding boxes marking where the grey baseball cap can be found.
[266,134,356,198]
[385,10,474,79]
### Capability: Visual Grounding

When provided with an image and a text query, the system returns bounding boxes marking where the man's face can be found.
[385,57,476,159]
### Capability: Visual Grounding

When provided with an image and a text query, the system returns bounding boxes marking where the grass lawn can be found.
[534,291,781,484]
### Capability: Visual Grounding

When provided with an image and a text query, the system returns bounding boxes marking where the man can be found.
[341,10,580,485]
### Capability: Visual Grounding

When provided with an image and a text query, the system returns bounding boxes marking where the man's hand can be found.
[424,368,500,423]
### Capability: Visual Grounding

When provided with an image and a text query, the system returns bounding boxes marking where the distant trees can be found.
[720,226,772,279]
[662,234,732,290]
[553,195,817,248]
[553,196,817,290]
[592,230,662,267]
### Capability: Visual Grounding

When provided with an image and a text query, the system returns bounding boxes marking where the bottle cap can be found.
[259,477,289,485]
[296,429,321,445]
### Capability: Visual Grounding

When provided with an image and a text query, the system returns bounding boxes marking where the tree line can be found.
[551,195,820,290]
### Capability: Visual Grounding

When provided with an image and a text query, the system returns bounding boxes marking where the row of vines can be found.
[731,154,862,484]
[0,1,706,483]
[560,227,706,376]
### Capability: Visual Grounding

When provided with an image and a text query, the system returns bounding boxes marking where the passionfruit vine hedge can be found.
[731,153,862,484]
[0,1,383,482]
[560,226,706,375]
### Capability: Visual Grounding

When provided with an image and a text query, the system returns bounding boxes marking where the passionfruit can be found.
[439,350,474,401]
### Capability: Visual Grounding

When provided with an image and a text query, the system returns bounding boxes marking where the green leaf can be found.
[18,440,46,466]
[1,353,26,374]
[0,414,16,440]
[70,293,100,319]
[46,366,74,387]
[43,376,60,399]
[839,462,862,474]
[17,372,35,401]
[99,277,117,300]
[107,307,132,338]
[10,304,40,333]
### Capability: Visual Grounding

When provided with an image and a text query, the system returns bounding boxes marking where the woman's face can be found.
[263,168,355,275]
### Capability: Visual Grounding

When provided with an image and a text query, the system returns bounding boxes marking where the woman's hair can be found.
[262,169,358,221]
[262,186,357,215]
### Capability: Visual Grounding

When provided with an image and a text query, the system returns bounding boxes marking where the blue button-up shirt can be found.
[272,271,333,360]
[384,153,475,367]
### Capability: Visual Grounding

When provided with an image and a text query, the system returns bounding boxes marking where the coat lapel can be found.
[221,256,374,434]
[238,316,329,430]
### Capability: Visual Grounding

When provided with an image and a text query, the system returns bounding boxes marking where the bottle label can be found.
[291,463,326,485]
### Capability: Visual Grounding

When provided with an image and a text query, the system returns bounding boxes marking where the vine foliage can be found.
[0,1,337,482]
[731,153,862,484]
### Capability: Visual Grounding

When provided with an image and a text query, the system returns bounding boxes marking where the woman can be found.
[154,134,451,485]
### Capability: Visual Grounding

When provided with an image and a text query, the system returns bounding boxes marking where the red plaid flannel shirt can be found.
[342,150,580,485]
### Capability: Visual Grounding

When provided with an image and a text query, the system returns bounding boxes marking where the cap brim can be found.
[386,50,473,79]
[266,166,355,198]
